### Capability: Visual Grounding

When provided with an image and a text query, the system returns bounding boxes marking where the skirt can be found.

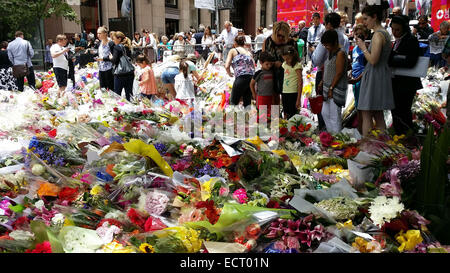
[0,67,18,91]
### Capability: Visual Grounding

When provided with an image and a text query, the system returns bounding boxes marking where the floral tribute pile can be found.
[0,62,448,254]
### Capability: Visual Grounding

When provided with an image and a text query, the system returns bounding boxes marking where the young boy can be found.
[250,51,276,116]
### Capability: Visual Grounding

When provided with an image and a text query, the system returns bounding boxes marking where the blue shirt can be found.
[7,37,34,67]
[45,44,53,63]
[311,30,349,71]
[351,46,365,78]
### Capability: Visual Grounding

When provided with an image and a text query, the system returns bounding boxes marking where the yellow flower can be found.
[162,227,203,253]
[395,230,423,252]
[90,185,104,195]
[336,220,354,230]
[139,243,155,253]
[102,241,135,253]
[42,96,49,102]
[201,178,215,201]
[352,237,382,253]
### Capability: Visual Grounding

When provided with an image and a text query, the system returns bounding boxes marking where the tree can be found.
[0,0,79,43]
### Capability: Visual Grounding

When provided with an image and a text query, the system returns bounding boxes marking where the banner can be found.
[431,0,449,31]
[195,0,215,11]
[277,0,324,28]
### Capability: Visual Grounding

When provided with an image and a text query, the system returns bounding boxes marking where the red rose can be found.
[58,187,79,203]
[280,127,288,135]
[267,200,280,208]
[319,132,333,147]
[113,107,119,112]
[298,124,305,132]
[290,126,297,133]
[305,124,312,131]
[48,129,57,138]
[25,241,52,253]
[13,216,30,230]
[96,218,123,229]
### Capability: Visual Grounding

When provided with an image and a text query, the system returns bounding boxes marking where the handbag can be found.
[391,56,429,78]
[12,42,30,78]
[114,46,135,76]
[309,95,324,114]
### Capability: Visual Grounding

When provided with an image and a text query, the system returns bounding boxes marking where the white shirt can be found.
[254,34,266,51]
[429,31,449,55]
[50,43,69,71]
[217,27,239,47]
[175,73,195,100]
[307,24,325,45]
[202,35,214,50]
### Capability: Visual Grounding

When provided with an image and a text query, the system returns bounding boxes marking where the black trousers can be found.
[114,74,134,101]
[16,66,36,91]
[230,75,253,107]
[68,58,75,88]
[391,83,417,135]
[282,92,299,120]
[315,70,326,130]
[99,69,114,90]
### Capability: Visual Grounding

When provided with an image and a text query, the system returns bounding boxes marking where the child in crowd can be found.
[174,59,196,104]
[281,46,303,120]
[136,54,157,100]
[250,51,276,116]
[319,30,348,133]
[349,24,370,133]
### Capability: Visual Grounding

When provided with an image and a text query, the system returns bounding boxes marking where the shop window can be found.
[165,0,178,8]
[80,0,100,34]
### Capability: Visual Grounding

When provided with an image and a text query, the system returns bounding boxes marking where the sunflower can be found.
[139,243,155,253]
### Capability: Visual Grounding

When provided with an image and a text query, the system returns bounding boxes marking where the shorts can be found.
[53,67,68,88]
[161,67,179,84]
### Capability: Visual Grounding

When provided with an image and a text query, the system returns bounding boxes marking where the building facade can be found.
[44,0,278,41]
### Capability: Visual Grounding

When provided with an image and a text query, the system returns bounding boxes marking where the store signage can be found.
[195,0,215,10]
[277,0,324,28]
[431,0,449,31]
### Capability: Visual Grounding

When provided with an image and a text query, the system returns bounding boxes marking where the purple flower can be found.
[154,143,167,154]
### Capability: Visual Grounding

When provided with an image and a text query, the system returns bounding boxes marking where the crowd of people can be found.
[0,0,449,138]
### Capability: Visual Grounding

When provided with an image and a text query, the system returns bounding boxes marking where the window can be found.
[117,0,133,18]
[80,0,100,34]
[260,0,267,28]
[165,0,177,8]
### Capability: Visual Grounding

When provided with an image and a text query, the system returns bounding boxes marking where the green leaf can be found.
[47,229,64,253]
[8,204,25,213]
[30,221,49,246]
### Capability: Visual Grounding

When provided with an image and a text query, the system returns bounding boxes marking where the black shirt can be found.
[414,24,434,40]
[0,50,12,69]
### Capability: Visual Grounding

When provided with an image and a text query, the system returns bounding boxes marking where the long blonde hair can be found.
[272,21,291,43]
[113,31,132,49]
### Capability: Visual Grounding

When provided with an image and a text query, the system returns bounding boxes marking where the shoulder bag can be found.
[114,46,135,76]
[391,56,429,78]
[12,42,30,78]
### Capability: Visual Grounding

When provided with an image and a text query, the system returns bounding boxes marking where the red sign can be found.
[431,0,449,31]
[277,0,324,29]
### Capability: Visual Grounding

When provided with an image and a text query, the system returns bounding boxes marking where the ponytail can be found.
[179,60,189,78]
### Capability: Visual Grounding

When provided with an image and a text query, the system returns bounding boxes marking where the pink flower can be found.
[379,183,401,197]
[397,156,409,167]
[285,236,300,249]
[232,188,248,204]
[273,240,287,251]
[219,187,229,196]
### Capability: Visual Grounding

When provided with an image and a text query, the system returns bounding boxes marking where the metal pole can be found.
[215,0,220,32]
